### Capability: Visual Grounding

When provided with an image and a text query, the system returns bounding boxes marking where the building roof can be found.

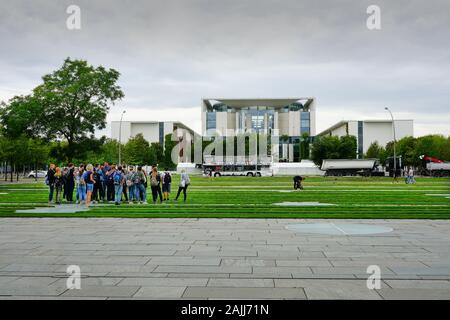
[203,98,315,109]
[317,119,414,136]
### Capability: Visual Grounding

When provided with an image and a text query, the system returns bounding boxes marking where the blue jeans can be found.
[77,185,86,201]
[115,185,123,204]
[48,185,54,202]
[128,184,136,201]
[135,183,146,202]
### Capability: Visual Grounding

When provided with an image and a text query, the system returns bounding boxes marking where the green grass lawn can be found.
[0,176,449,219]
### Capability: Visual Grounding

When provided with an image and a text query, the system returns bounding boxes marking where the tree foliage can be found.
[311,135,357,166]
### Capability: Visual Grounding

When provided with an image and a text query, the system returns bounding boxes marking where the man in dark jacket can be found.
[47,164,56,204]
[65,163,75,203]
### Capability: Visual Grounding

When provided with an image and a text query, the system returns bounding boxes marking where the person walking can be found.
[65,163,75,203]
[46,164,56,204]
[135,166,147,204]
[113,166,125,205]
[54,167,64,205]
[162,168,172,202]
[293,175,305,190]
[175,169,190,203]
[150,167,162,204]
[84,164,95,207]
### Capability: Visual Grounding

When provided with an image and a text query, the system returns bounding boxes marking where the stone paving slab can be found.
[0,218,450,299]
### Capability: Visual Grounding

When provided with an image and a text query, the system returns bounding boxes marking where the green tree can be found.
[149,142,164,166]
[163,134,177,169]
[123,134,151,165]
[366,141,387,163]
[0,58,124,161]
[311,135,357,166]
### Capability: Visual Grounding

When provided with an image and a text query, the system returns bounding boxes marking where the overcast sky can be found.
[1,0,449,137]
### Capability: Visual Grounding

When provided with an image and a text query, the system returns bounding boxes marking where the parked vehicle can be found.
[419,155,450,177]
[203,164,272,177]
[321,159,382,176]
[27,170,47,179]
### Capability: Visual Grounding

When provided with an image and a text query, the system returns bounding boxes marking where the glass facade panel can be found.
[206,112,216,130]
[301,112,311,135]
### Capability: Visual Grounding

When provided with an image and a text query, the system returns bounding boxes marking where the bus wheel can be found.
[256,172,262,177]
[247,172,254,177]
[214,172,221,177]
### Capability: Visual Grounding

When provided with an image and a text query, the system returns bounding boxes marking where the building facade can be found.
[201,98,317,162]
[110,121,195,163]
[317,120,414,157]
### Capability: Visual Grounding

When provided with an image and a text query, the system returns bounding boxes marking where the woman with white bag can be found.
[175,170,190,203]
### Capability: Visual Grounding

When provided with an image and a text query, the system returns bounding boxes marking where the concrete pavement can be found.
[0,218,449,299]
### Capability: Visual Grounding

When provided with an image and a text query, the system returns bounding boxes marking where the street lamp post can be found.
[385,107,397,179]
[118,110,126,165]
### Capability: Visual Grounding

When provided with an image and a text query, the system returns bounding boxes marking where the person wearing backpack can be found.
[113,166,125,205]
[161,168,172,202]
[175,169,190,203]
[126,166,136,204]
[76,165,86,204]
[46,164,56,204]
[134,166,147,204]
[150,167,162,204]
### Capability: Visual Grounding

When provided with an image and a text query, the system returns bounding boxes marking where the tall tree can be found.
[0,58,124,161]
[123,134,151,165]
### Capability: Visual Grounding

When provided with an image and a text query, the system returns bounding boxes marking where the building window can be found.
[301,112,310,135]
[159,122,164,145]
[251,115,264,131]
[358,121,364,158]
[206,112,216,130]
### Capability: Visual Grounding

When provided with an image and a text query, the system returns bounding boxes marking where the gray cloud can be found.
[0,0,449,136]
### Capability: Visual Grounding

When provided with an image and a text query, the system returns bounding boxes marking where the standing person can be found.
[121,166,129,203]
[106,165,116,202]
[92,164,101,203]
[102,162,110,201]
[162,168,172,202]
[46,164,56,204]
[54,167,64,205]
[65,163,75,203]
[76,165,86,204]
[95,164,105,202]
[149,167,162,204]
[126,166,136,204]
[84,164,95,207]
[135,166,147,204]
[408,167,415,184]
[175,169,190,203]
[113,166,125,205]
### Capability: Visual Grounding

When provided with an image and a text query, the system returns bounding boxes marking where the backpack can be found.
[150,174,159,187]
[185,174,191,186]
[79,172,86,185]
[163,172,171,184]
[113,172,122,185]
[107,171,115,183]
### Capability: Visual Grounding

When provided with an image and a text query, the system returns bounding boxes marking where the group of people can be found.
[46,162,191,207]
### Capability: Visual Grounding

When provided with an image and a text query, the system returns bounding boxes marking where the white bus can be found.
[202,164,272,177]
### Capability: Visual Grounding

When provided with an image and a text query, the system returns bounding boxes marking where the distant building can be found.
[201,98,317,161]
[317,120,414,157]
[110,121,196,163]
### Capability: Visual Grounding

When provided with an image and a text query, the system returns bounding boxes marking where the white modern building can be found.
[201,98,317,162]
[111,121,196,163]
[317,120,414,157]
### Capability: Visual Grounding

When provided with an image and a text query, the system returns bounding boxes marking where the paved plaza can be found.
[0,218,449,300]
